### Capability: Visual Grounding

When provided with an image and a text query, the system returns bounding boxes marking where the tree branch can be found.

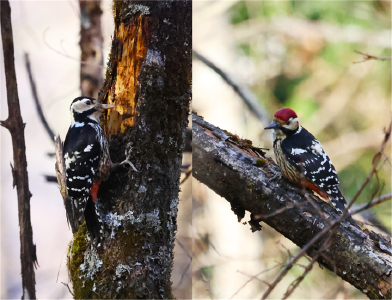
[25,53,55,141]
[1,1,37,298]
[354,50,392,64]
[192,50,270,125]
[192,112,392,299]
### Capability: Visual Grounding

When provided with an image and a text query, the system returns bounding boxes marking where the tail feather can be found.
[327,187,361,230]
[84,196,104,245]
[65,196,84,234]
[331,197,361,229]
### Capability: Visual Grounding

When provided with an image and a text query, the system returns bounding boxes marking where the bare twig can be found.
[180,166,192,185]
[193,50,269,125]
[230,265,281,299]
[282,254,319,300]
[354,50,392,64]
[350,192,392,217]
[25,53,55,141]
[1,1,37,298]
[43,28,103,68]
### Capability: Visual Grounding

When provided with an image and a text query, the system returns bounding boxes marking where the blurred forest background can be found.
[0,1,191,298]
[193,1,391,299]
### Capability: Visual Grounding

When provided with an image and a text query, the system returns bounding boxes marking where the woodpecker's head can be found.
[265,108,301,137]
[70,97,115,123]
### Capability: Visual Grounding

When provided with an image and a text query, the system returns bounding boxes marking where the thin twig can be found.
[230,265,281,299]
[43,28,103,68]
[354,50,392,64]
[349,192,392,217]
[180,166,192,185]
[25,53,55,141]
[282,254,319,300]
[193,50,269,125]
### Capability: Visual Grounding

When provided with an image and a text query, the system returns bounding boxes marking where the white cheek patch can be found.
[71,101,89,113]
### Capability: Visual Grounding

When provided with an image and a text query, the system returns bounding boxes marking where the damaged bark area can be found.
[193,113,392,299]
[67,1,191,298]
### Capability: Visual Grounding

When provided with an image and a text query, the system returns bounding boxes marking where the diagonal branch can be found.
[1,1,37,298]
[25,53,55,141]
[192,112,392,299]
[193,50,270,125]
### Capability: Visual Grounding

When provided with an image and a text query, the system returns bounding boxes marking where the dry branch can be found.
[193,50,270,125]
[1,1,37,298]
[192,112,392,299]
[25,53,55,141]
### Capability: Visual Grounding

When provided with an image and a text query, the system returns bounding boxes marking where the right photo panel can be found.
[192,1,392,299]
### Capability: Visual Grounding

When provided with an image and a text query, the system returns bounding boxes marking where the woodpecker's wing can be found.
[63,123,101,231]
[280,127,342,198]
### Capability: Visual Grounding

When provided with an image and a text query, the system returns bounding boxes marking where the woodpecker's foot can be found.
[112,160,140,172]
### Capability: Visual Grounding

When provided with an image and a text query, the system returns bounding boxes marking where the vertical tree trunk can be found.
[1,1,36,299]
[79,0,104,98]
[67,1,191,298]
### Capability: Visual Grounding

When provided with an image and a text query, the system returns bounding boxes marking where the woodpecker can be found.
[63,97,115,244]
[265,108,360,229]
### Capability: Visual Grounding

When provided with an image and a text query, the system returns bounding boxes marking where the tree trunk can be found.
[79,0,104,99]
[1,1,37,299]
[67,1,191,298]
[192,113,392,299]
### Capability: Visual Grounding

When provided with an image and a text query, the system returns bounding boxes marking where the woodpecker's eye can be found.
[85,100,92,105]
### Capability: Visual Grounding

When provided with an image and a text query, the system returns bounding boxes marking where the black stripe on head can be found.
[71,96,96,104]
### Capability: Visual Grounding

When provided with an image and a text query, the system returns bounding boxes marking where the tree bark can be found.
[192,113,392,299]
[1,1,37,299]
[67,1,191,298]
[79,0,104,98]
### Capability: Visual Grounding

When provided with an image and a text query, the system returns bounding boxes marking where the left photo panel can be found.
[0,1,192,298]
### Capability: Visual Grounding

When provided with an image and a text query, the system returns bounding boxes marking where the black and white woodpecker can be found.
[265,108,360,229]
[63,97,115,244]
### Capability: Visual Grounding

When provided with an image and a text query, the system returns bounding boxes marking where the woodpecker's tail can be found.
[330,196,361,230]
[65,196,84,234]
[84,197,104,245]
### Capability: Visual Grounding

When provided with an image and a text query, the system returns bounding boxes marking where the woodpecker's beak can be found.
[100,104,116,109]
[264,120,281,130]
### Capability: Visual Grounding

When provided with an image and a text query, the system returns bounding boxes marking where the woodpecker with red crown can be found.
[265,107,360,229]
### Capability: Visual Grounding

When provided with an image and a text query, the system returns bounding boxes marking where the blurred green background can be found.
[193,1,391,299]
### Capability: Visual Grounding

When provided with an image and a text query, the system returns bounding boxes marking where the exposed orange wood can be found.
[107,14,149,137]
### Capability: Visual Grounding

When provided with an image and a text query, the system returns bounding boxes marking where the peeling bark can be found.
[193,113,392,299]
[67,1,191,298]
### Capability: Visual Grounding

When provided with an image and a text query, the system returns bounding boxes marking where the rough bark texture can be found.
[192,113,392,299]
[1,1,37,299]
[79,0,104,98]
[67,1,191,298]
